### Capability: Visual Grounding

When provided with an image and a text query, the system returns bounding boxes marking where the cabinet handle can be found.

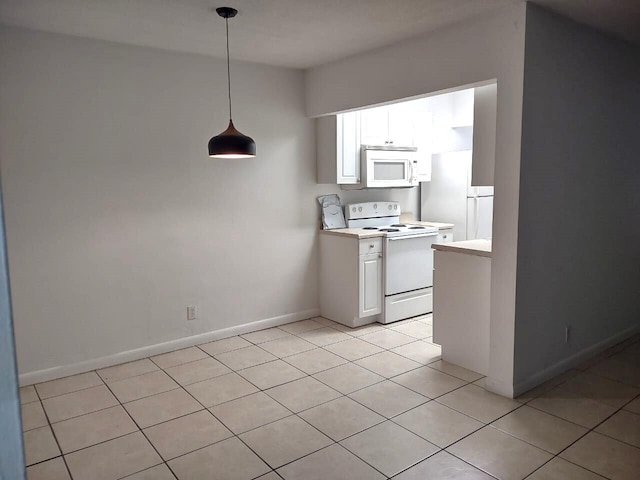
[369,244,375,248]
[379,253,383,258]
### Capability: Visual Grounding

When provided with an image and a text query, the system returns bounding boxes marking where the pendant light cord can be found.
[225,16,232,121]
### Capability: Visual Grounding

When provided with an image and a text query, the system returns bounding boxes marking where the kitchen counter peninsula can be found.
[432,238,491,375]
[432,238,491,257]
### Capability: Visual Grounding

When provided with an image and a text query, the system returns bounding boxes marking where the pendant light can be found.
[208,6,256,158]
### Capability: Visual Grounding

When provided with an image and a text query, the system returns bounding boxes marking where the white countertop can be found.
[320,220,455,239]
[432,239,492,258]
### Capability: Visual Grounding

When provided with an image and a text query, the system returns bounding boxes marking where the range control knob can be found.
[373,203,377,210]
[358,207,362,212]
[352,207,356,212]
[388,205,392,210]
[394,205,398,210]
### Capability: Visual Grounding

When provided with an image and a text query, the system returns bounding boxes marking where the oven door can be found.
[384,232,437,295]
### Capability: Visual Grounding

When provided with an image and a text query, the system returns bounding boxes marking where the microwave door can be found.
[374,160,409,183]
[362,147,418,188]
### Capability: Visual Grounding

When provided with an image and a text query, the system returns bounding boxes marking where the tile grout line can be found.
[144,351,296,478]
[99,373,181,480]
[223,320,490,477]
[31,382,75,480]
[250,343,460,477]
[170,321,438,477]
[466,351,640,479]
[28,321,639,479]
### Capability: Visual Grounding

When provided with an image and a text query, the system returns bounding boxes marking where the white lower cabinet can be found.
[320,234,382,327]
[437,228,454,243]
[358,252,382,318]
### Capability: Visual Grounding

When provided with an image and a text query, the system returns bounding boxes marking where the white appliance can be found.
[420,150,493,241]
[361,145,419,188]
[346,202,438,323]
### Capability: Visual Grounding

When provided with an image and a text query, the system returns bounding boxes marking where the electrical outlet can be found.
[187,306,197,321]
[565,326,570,344]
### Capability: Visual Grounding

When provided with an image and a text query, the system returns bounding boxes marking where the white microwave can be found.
[361,145,419,188]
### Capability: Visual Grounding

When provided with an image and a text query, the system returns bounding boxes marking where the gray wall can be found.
[0,184,25,479]
[0,25,323,378]
[306,4,527,397]
[514,4,640,388]
[0,26,420,382]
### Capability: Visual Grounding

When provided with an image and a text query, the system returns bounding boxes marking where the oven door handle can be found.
[387,232,438,241]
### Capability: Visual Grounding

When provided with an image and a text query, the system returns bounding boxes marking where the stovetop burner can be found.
[379,228,400,232]
[390,224,406,227]
[362,227,379,230]
[409,226,426,229]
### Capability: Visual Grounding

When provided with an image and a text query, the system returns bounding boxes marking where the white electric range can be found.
[345,202,438,323]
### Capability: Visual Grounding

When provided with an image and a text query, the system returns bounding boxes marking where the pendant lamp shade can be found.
[208,7,256,159]
[208,120,256,158]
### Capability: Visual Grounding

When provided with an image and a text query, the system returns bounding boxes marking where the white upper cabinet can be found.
[471,84,497,186]
[360,107,389,146]
[360,102,416,147]
[317,99,435,186]
[412,110,433,182]
[316,112,361,185]
[387,102,417,147]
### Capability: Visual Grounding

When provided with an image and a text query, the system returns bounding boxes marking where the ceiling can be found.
[0,0,638,69]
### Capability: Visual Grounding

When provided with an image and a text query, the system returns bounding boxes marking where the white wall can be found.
[514,5,640,391]
[0,26,332,380]
[306,4,527,396]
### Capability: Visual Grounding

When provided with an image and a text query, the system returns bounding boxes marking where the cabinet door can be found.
[471,84,497,186]
[413,111,433,182]
[437,229,454,243]
[360,106,389,146]
[388,102,416,147]
[359,252,382,318]
[337,111,361,184]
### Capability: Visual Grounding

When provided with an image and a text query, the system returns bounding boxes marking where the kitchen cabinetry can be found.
[316,112,361,185]
[437,228,454,244]
[320,234,382,327]
[471,84,497,186]
[360,102,416,147]
[432,240,491,375]
[359,249,383,318]
[317,102,432,186]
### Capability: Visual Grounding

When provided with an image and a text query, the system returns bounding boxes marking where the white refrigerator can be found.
[420,150,493,241]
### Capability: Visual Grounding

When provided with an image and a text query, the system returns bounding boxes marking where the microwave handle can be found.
[409,160,417,184]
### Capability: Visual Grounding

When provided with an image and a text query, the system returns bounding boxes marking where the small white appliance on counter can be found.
[421,150,493,241]
[361,145,419,188]
[319,201,438,328]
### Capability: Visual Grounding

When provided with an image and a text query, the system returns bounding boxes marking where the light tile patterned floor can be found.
[19,316,640,480]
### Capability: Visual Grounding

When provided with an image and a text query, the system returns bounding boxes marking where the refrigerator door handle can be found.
[474,197,480,239]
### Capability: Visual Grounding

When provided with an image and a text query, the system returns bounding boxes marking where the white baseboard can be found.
[19,308,320,386]
[485,377,515,398]
[513,324,640,397]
